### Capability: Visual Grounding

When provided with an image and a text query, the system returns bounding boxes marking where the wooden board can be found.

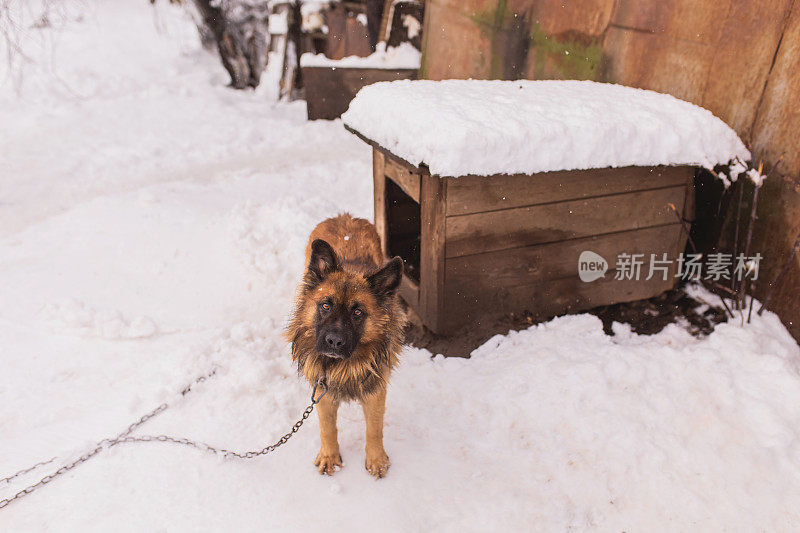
[345,126,429,174]
[372,148,389,257]
[445,184,687,258]
[601,26,715,104]
[446,223,684,293]
[752,2,800,178]
[384,155,421,202]
[441,268,678,332]
[441,224,686,332]
[445,166,693,216]
[303,66,417,120]
[324,3,371,60]
[419,173,446,331]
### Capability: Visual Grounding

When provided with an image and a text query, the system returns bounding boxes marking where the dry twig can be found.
[758,231,800,316]
[667,203,698,255]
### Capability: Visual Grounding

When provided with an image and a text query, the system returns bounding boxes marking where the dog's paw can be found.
[365,449,390,479]
[314,451,342,475]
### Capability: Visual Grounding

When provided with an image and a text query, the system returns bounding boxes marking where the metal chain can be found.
[0,368,212,511]
[1,376,184,489]
[113,380,327,459]
[0,403,171,510]
[0,370,326,511]
[114,401,316,459]
[1,458,56,485]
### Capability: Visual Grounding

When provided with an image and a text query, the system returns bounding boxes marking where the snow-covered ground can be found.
[3,2,800,531]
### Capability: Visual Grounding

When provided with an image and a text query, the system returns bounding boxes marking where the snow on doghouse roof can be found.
[342,80,751,177]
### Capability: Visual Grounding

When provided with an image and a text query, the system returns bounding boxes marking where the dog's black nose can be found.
[325,332,344,350]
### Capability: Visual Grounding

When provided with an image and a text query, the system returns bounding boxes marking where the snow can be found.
[402,14,422,39]
[300,42,421,69]
[343,79,751,177]
[748,167,766,186]
[300,1,332,18]
[3,1,800,531]
[717,158,765,188]
[268,12,288,35]
[730,159,749,179]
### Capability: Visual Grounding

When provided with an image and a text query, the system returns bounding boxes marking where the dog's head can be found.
[301,239,403,359]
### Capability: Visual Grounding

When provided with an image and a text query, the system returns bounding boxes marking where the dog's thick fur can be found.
[286,214,405,477]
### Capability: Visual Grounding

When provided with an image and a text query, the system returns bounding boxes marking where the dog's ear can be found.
[308,239,341,283]
[367,256,403,298]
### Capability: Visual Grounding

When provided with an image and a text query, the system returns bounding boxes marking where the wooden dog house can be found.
[361,140,694,333]
[342,79,749,335]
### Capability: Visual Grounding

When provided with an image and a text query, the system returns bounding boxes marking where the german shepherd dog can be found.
[287,214,405,478]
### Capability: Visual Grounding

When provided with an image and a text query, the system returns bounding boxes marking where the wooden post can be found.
[372,148,389,257]
[419,173,446,332]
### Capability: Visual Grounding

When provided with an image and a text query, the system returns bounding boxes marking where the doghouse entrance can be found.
[386,178,420,282]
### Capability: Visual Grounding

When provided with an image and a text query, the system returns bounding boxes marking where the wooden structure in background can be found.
[325,2,372,60]
[304,67,417,120]
[381,0,425,49]
[302,0,424,120]
[356,132,694,333]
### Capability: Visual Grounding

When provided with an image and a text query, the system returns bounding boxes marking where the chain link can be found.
[114,402,316,459]
[1,458,56,485]
[0,370,326,511]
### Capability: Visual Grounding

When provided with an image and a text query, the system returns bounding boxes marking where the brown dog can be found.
[286,214,405,478]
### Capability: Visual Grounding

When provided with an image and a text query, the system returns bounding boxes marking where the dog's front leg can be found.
[314,393,342,475]
[361,387,390,478]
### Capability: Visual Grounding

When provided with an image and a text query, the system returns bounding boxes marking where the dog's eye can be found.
[320,302,331,311]
[353,308,363,317]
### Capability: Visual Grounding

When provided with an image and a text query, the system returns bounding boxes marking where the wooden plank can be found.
[446,223,684,292]
[372,148,388,258]
[441,224,686,333]
[445,166,693,216]
[442,269,677,333]
[611,0,728,45]
[701,0,791,137]
[600,26,715,103]
[303,67,417,120]
[528,0,613,36]
[378,0,393,43]
[324,3,371,60]
[384,155,421,203]
[445,184,687,258]
[418,2,493,81]
[419,173,447,332]
[752,2,800,177]
[398,274,419,309]
[344,125,429,174]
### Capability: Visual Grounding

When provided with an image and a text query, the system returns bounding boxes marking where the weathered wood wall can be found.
[420,0,800,341]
